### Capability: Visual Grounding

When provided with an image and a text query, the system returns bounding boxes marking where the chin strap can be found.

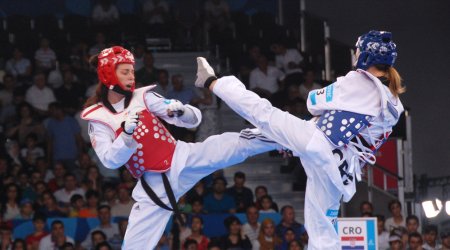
[111,85,133,96]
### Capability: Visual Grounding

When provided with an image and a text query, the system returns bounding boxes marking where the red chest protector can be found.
[81,86,176,179]
[121,109,176,178]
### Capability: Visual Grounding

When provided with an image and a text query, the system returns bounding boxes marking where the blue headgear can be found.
[355,30,397,70]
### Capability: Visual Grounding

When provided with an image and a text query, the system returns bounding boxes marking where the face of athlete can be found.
[116,64,135,91]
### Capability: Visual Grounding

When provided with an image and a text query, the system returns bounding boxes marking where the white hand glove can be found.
[167,100,185,117]
[123,113,140,134]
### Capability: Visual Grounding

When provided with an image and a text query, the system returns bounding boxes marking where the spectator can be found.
[4,139,24,167]
[39,220,75,250]
[69,194,85,217]
[74,153,96,183]
[135,50,159,87]
[226,172,254,213]
[0,159,9,183]
[25,72,56,115]
[177,195,192,214]
[60,242,75,250]
[6,102,46,146]
[2,183,21,221]
[79,190,100,218]
[67,41,89,73]
[89,33,107,57]
[422,224,441,250]
[191,199,205,215]
[279,228,296,250]
[167,74,197,105]
[169,213,191,249]
[173,0,202,50]
[254,186,279,212]
[38,191,66,218]
[219,215,252,250]
[90,230,108,250]
[21,133,45,166]
[441,230,450,250]
[12,238,27,250]
[141,0,170,25]
[0,74,16,107]
[16,198,35,219]
[34,38,57,72]
[275,206,305,240]
[33,181,48,203]
[258,195,277,213]
[206,242,221,250]
[0,224,13,250]
[47,61,64,89]
[249,55,284,99]
[286,97,309,120]
[95,241,113,250]
[238,45,263,87]
[46,102,83,167]
[184,216,209,250]
[92,0,119,27]
[29,171,43,188]
[81,205,121,250]
[203,177,236,213]
[194,88,219,142]
[156,234,170,250]
[5,47,32,82]
[271,41,304,76]
[54,68,85,115]
[0,86,23,124]
[299,69,322,101]
[241,206,260,242]
[111,185,134,217]
[53,173,85,205]
[18,171,35,201]
[385,200,405,232]
[407,232,422,250]
[117,219,128,246]
[186,180,207,204]
[153,69,171,97]
[133,44,145,71]
[299,231,308,250]
[81,166,103,192]
[376,215,389,250]
[204,0,231,33]
[388,232,404,250]
[252,218,282,250]
[47,162,67,192]
[101,183,118,208]
[35,158,53,183]
[183,239,198,250]
[406,215,420,234]
[288,239,303,250]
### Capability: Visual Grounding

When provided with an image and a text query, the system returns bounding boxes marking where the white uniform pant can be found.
[123,129,277,249]
[213,76,347,250]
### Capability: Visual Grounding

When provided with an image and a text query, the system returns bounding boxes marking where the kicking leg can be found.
[175,128,278,193]
[195,57,315,154]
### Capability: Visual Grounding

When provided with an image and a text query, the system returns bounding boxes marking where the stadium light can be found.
[446,201,450,216]
[422,199,442,218]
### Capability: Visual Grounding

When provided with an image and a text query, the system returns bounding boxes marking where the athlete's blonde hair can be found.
[375,64,406,97]
[386,66,406,97]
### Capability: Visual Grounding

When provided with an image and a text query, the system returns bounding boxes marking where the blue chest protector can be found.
[316,110,372,147]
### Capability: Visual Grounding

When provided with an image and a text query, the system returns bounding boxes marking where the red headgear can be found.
[97,46,135,92]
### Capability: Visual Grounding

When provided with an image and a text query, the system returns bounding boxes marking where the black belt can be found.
[140,173,184,224]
